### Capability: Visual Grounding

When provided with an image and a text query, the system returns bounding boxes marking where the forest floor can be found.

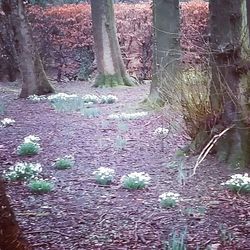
[0,80,250,250]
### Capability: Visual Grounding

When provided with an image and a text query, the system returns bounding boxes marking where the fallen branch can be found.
[190,125,234,177]
[25,230,69,237]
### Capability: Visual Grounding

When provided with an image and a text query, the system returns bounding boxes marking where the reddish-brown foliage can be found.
[181,0,209,65]
[27,1,208,80]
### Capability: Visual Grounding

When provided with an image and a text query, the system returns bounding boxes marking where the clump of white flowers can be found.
[108,111,148,120]
[17,135,41,156]
[1,118,15,127]
[159,192,180,208]
[82,94,100,104]
[23,135,41,143]
[48,93,78,102]
[221,173,250,193]
[93,167,115,185]
[121,172,151,190]
[4,162,42,181]
[153,127,169,137]
[100,95,118,104]
[54,155,75,170]
[27,94,47,102]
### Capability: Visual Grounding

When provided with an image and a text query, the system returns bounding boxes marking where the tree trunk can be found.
[0,178,31,250]
[209,0,250,168]
[1,0,55,98]
[90,0,135,87]
[0,12,19,82]
[247,0,250,42]
[148,0,181,105]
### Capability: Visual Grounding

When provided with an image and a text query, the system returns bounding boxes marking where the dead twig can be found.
[190,125,234,177]
[25,230,69,237]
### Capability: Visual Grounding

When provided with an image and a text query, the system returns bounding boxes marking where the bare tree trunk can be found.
[148,0,181,105]
[1,0,54,98]
[0,12,19,82]
[90,0,135,87]
[209,0,250,168]
[247,0,250,42]
[0,178,31,250]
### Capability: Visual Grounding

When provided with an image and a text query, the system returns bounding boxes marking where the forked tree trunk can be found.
[0,178,31,250]
[90,0,134,87]
[1,0,54,98]
[209,0,250,168]
[148,0,181,105]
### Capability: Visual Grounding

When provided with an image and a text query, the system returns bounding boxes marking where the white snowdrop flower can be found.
[108,111,148,120]
[27,95,47,102]
[23,135,41,143]
[93,167,115,185]
[82,94,100,104]
[121,172,151,189]
[108,114,120,120]
[48,93,78,101]
[159,192,180,208]
[159,192,180,201]
[4,162,42,181]
[1,118,15,127]
[153,127,169,137]
[100,95,118,104]
[221,173,250,193]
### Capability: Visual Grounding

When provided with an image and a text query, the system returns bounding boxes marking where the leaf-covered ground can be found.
[0,81,250,250]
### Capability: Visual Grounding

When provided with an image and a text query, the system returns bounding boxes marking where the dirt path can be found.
[0,81,250,250]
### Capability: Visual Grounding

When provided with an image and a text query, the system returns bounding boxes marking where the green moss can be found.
[93,73,133,87]
[216,125,250,168]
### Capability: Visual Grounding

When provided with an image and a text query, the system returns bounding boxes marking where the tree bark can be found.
[209,0,250,168]
[1,0,54,98]
[148,0,181,105]
[0,11,19,82]
[247,0,250,42]
[90,0,135,87]
[0,178,31,250]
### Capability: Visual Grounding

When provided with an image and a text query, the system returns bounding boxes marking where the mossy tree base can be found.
[93,73,135,87]
[19,55,55,98]
[188,125,250,169]
[215,126,250,168]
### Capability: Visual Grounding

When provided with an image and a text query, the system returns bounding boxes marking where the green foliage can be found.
[100,95,118,104]
[165,228,187,250]
[121,172,151,190]
[183,206,206,217]
[114,135,127,151]
[164,154,189,186]
[159,192,180,208]
[93,167,115,185]
[0,102,5,115]
[4,162,42,181]
[81,107,100,118]
[28,179,53,194]
[219,224,234,245]
[17,142,40,156]
[54,155,74,170]
[51,96,86,112]
[221,174,250,193]
[117,122,129,133]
